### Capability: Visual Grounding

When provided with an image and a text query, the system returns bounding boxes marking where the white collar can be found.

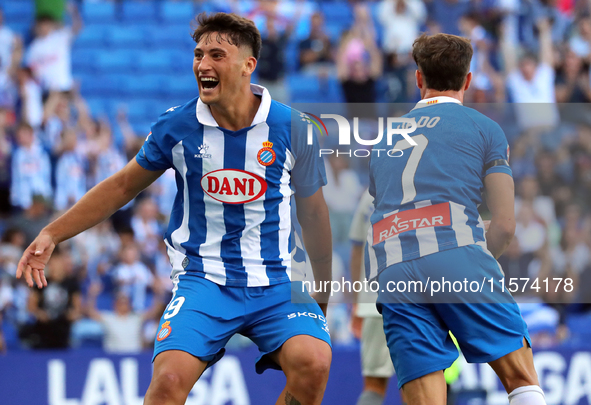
[195,83,272,127]
[413,96,462,110]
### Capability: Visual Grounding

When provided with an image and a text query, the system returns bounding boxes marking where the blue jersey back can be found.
[366,97,511,279]
[136,85,326,287]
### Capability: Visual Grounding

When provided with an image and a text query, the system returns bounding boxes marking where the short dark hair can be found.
[412,33,473,92]
[192,12,262,60]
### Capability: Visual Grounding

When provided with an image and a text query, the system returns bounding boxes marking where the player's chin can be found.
[199,86,220,103]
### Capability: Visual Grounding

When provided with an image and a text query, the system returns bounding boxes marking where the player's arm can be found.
[484,173,516,259]
[17,160,164,288]
[295,188,332,315]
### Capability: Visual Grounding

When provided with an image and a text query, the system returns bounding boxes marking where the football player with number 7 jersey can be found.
[367,34,546,405]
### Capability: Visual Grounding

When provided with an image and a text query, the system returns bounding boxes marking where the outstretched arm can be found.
[295,188,332,315]
[17,160,164,288]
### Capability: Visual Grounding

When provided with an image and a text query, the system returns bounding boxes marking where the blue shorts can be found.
[377,245,530,389]
[153,273,331,373]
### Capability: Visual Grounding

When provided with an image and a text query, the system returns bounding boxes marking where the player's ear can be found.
[464,72,472,91]
[415,70,423,90]
[243,56,257,77]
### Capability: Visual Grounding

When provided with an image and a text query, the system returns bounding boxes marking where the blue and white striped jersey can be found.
[136,85,326,287]
[366,97,511,280]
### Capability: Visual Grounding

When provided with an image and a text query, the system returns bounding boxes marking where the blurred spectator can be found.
[298,12,334,73]
[152,169,177,220]
[503,18,559,130]
[323,154,362,244]
[0,107,12,216]
[112,243,155,313]
[19,247,82,349]
[429,0,471,37]
[568,15,591,62]
[10,123,52,210]
[514,203,547,255]
[552,226,590,281]
[555,49,591,103]
[0,228,26,278]
[378,0,426,57]
[71,220,121,281]
[86,283,165,354]
[131,198,161,262]
[515,175,557,229]
[16,67,43,129]
[256,9,297,104]
[25,4,81,93]
[0,7,22,110]
[337,5,382,117]
[7,195,52,246]
[54,128,87,211]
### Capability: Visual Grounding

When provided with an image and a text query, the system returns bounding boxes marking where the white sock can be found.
[508,385,546,405]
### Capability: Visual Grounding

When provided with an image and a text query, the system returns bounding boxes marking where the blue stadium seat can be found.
[120,74,165,99]
[2,1,34,24]
[161,75,199,100]
[289,73,342,103]
[74,27,108,49]
[85,97,111,118]
[136,51,172,73]
[81,75,123,98]
[81,2,117,24]
[160,2,195,24]
[72,49,99,73]
[168,50,194,73]
[106,26,145,48]
[148,24,194,50]
[121,1,157,23]
[319,2,353,26]
[96,51,136,74]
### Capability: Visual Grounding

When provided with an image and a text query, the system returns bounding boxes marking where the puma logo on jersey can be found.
[201,169,267,204]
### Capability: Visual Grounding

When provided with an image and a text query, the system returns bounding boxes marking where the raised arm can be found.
[295,188,332,315]
[536,18,553,67]
[500,20,518,74]
[17,160,164,288]
[484,173,516,258]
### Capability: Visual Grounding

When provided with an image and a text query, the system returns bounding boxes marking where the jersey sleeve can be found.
[135,118,172,171]
[290,112,327,198]
[483,120,512,178]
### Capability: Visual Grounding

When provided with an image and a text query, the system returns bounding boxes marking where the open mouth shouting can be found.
[200,76,219,91]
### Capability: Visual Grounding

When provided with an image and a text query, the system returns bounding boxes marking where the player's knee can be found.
[147,371,188,401]
[287,344,331,386]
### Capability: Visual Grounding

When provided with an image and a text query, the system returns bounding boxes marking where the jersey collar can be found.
[412,96,462,110]
[196,83,272,127]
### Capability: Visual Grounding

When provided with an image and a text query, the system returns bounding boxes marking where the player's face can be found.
[193,32,254,105]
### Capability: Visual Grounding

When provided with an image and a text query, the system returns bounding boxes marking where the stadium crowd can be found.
[0,0,590,354]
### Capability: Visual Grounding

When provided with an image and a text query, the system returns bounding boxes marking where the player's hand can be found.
[16,232,56,289]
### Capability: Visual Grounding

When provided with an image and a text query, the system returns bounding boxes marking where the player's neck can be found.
[209,89,261,131]
[422,89,464,104]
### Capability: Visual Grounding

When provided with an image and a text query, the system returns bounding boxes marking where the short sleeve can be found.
[135,124,171,171]
[291,113,327,198]
[484,120,512,177]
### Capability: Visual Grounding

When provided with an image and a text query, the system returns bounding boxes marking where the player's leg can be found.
[356,316,395,405]
[489,340,545,404]
[433,245,546,405]
[271,335,332,405]
[399,370,447,405]
[145,273,242,404]
[242,281,332,405]
[379,303,453,405]
[144,350,207,404]
[377,258,457,405]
